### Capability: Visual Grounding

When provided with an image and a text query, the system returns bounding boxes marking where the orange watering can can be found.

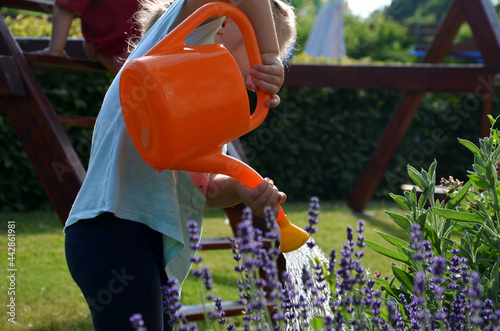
[119,2,309,253]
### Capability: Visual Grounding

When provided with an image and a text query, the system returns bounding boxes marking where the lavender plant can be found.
[151,190,500,330]
[364,115,500,324]
[148,119,500,330]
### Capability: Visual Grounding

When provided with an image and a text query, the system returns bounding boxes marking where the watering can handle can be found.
[144,2,270,130]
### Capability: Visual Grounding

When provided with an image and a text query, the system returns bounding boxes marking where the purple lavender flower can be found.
[211,297,227,324]
[428,255,446,300]
[346,226,354,246]
[409,223,433,262]
[304,196,320,235]
[162,279,188,327]
[201,266,213,291]
[129,313,147,331]
[386,299,405,329]
[187,221,201,250]
[469,271,485,326]
[414,271,427,296]
[328,248,336,273]
[263,206,279,241]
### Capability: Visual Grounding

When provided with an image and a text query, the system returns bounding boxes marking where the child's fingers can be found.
[265,94,281,108]
[252,62,284,77]
[249,69,282,89]
[251,78,280,96]
[239,178,283,218]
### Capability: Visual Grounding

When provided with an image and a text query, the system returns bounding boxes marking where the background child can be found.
[64,0,296,329]
[32,0,140,74]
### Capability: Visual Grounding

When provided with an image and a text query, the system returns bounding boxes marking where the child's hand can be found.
[236,177,287,218]
[247,52,284,108]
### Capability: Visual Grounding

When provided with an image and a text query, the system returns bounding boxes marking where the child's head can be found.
[132,0,297,61]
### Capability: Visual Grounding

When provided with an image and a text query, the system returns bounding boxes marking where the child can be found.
[64,0,296,330]
[31,0,139,74]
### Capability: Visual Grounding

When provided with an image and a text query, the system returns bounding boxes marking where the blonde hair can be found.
[131,0,296,60]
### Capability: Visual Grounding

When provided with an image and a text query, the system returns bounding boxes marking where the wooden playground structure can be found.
[1,0,500,322]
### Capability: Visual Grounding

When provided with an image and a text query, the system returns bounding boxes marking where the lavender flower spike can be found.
[129,313,147,331]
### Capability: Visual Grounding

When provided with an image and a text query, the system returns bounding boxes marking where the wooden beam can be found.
[459,0,500,64]
[0,0,53,13]
[199,237,272,250]
[24,53,106,72]
[0,16,85,223]
[285,64,500,92]
[17,37,98,61]
[0,55,25,96]
[348,0,466,211]
[179,300,275,322]
[57,115,96,128]
[481,94,493,138]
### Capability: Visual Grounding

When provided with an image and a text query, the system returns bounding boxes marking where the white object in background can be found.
[304,0,346,60]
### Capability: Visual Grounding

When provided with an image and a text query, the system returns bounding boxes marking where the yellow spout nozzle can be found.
[277,215,310,253]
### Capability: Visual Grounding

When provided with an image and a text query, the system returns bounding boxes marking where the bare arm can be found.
[180,0,284,107]
[49,7,75,56]
[205,174,286,218]
[30,6,74,57]
[180,0,280,55]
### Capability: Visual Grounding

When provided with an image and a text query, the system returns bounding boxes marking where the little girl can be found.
[64,0,296,329]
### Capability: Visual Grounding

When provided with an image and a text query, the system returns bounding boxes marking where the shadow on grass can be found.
[28,318,93,331]
[0,211,63,235]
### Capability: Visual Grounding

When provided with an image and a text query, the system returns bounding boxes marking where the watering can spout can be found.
[277,215,310,253]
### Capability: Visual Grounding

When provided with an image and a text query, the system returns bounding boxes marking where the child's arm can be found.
[180,1,279,53]
[49,7,75,56]
[205,175,286,218]
[30,6,75,57]
[181,0,284,107]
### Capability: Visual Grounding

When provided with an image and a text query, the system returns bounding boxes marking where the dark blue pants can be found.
[65,213,173,331]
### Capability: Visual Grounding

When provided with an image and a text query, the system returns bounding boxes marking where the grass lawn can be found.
[0,200,406,330]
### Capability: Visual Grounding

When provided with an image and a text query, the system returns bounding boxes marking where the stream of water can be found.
[283,238,332,330]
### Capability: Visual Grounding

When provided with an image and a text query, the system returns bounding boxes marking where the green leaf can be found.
[485,159,497,186]
[311,317,325,329]
[468,174,490,191]
[424,223,442,255]
[380,284,411,303]
[439,237,454,247]
[366,240,409,263]
[418,185,433,210]
[472,227,485,258]
[408,165,426,190]
[416,212,427,230]
[389,193,411,212]
[375,230,409,248]
[391,265,414,292]
[486,259,499,307]
[459,138,482,159]
[428,160,437,183]
[432,207,483,223]
[446,181,472,210]
[385,211,413,234]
